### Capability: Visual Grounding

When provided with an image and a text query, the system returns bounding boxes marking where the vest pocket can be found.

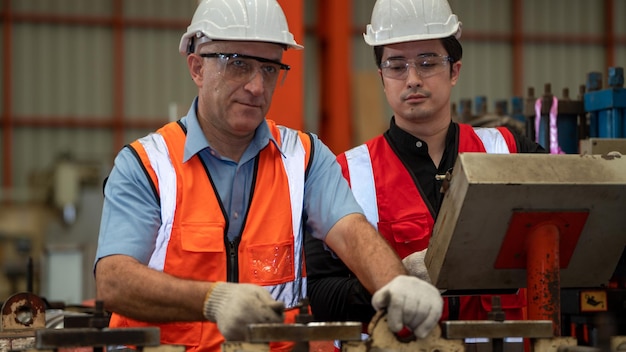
[377,215,433,259]
[246,240,295,285]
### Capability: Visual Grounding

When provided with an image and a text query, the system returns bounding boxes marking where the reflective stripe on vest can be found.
[137,132,177,272]
[272,125,307,308]
[344,144,379,229]
[473,127,512,154]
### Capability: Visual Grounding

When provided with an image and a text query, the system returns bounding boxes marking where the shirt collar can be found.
[182,97,280,163]
[387,116,457,155]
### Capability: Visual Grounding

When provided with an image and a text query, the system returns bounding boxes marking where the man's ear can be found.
[187,54,203,85]
[450,60,462,85]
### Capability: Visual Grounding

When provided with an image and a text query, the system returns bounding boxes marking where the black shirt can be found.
[304,118,545,323]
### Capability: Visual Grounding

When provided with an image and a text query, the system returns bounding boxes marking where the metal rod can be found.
[526,222,561,336]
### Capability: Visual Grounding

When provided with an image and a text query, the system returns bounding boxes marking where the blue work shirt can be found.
[95,98,362,266]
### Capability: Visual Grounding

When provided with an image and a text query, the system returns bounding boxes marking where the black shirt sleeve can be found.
[304,230,375,323]
[505,126,547,153]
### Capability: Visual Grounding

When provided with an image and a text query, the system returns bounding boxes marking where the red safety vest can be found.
[109,119,311,351]
[337,124,525,321]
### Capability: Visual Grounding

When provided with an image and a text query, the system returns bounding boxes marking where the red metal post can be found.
[317,0,352,154]
[511,0,524,97]
[271,0,304,131]
[526,222,561,337]
[604,0,615,70]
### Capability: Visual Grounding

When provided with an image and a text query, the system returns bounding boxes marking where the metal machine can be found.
[0,293,181,352]
[427,152,626,352]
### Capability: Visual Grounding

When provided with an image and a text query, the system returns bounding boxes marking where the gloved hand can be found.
[371,275,443,339]
[401,249,431,283]
[203,282,285,341]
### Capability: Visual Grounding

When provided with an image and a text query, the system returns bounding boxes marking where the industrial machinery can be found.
[427,152,626,352]
[455,96,526,136]
[584,67,626,139]
[568,66,626,347]
[523,83,585,155]
[0,292,181,352]
[0,292,45,351]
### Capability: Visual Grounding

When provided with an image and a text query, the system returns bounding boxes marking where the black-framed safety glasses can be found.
[199,52,290,86]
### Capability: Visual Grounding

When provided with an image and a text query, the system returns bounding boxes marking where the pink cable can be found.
[535,96,564,154]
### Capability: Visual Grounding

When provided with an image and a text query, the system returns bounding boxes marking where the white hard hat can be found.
[179,0,303,55]
[363,0,462,46]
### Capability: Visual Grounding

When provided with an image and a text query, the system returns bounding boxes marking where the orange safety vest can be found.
[109,119,312,351]
[337,124,525,321]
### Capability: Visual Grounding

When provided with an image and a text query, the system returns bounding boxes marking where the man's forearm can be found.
[95,255,211,322]
[325,214,407,293]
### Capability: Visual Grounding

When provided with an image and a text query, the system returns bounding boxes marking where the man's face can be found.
[379,39,461,126]
[188,41,286,139]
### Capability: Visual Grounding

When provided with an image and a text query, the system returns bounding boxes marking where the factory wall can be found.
[1,0,625,304]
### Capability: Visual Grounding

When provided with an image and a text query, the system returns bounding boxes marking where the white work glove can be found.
[401,249,431,283]
[371,275,443,339]
[203,282,285,341]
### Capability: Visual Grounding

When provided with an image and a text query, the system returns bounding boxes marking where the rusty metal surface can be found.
[35,327,160,348]
[366,312,464,352]
[341,341,367,352]
[246,322,362,343]
[533,336,577,352]
[0,335,36,352]
[1,320,36,352]
[442,320,554,339]
[1,292,46,331]
[222,342,271,352]
[579,138,626,155]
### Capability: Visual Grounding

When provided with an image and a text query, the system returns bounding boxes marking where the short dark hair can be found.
[373,35,463,73]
